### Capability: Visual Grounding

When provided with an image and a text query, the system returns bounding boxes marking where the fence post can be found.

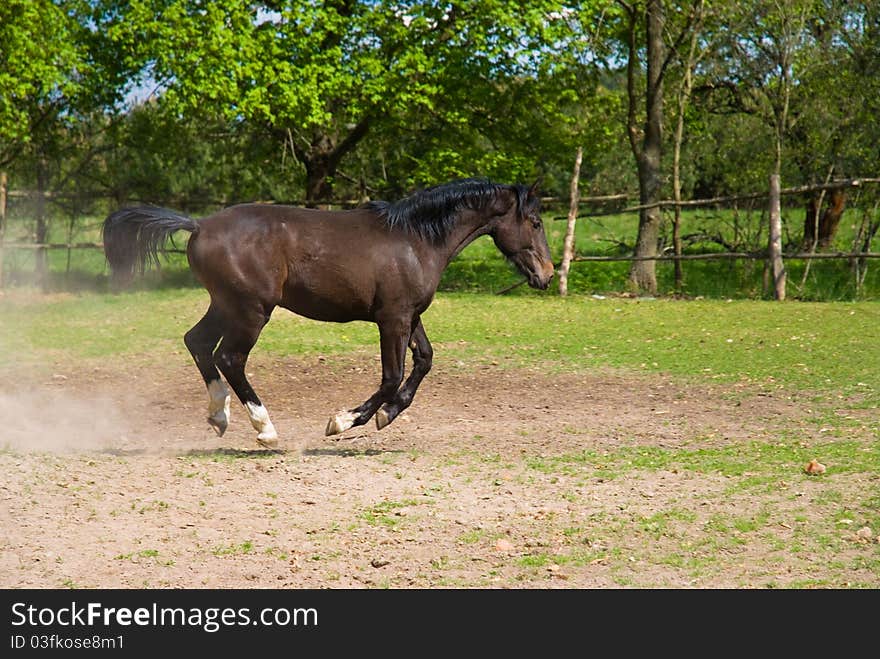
[35,159,49,290]
[0,172,6,289]
[558,146,583,296]
[768,174,786,300]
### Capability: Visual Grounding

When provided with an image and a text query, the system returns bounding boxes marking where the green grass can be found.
[506,433,878,586]
[2,290,878,408]
[457,528,487,545]
[360,498,422,528]
[521,440,880,486]
[115,549,162,561]
[490,419,878,587]
[211,541,254,557]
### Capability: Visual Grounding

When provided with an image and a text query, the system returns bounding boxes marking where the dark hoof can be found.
[375,407,392,431]
[207,416,227,437]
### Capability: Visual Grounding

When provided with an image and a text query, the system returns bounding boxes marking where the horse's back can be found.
[187,203,422,321]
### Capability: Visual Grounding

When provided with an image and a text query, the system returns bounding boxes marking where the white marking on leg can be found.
[325,410,357,436]
[246,401,278,448]
[207,379,231,436]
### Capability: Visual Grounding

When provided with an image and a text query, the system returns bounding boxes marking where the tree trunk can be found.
[852,202,879,293]
[304,149,335,209]
[802,195,820,250]
[671,115,684,293]
[671,0,704,295]
[627,0,665,295]
[802,188,847,251]
[294,119,371,208]
[818,188,846,249]
[558,146,583,296]
[768,174,786,300]
[630,202,663,294]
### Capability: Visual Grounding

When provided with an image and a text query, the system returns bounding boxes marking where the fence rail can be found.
[4,242,878,262]
[571,251,880,262]
[547,177,880,217]
[2,242,104,250]
[2,171,879,296]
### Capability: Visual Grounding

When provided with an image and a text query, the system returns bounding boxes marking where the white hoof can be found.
[246,402,278,447]
[326,410,357,436]
[256,428,279,449]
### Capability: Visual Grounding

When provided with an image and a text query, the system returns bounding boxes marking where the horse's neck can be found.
[442,211,493,265]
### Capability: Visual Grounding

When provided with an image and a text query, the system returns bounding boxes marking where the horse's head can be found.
[491,181,555,290]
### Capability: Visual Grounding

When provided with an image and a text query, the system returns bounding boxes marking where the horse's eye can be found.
[532,218,542,230]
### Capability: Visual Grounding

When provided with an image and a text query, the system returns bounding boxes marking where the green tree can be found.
[108,0,568,205]
[92,102,292,209]
[562,1,708,295]
[692,0,879,249]
[1,0,130,285]
[0,0,88,166]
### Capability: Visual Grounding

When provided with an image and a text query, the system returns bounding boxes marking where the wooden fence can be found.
[553,174,880,300]
[2,172,879,296]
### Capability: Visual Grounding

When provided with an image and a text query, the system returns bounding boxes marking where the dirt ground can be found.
[1,350,876,589]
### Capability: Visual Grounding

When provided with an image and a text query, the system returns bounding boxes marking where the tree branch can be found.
[330,116,371,164]
[659,0,701,82]
[621,1,642,159]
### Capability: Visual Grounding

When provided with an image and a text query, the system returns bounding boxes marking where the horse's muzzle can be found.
[511,250,554,290]
[527,261,555,290]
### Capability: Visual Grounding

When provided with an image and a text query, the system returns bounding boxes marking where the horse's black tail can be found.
[102,205,199,280]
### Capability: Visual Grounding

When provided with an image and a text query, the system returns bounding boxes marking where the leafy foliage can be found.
[1,0,880,296]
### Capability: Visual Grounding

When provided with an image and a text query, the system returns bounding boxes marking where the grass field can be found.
[2,289,878,404]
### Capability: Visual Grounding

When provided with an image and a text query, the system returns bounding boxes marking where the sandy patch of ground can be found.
[1,353,876,588]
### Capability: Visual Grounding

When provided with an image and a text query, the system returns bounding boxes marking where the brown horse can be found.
[102,178,554,447]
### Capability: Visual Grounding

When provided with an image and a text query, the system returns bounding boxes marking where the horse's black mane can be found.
[366,178,533,244]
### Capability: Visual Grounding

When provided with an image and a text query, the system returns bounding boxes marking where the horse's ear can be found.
[528,178,542,198]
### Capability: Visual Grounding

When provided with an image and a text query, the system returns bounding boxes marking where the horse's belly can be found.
[280,283,372,323]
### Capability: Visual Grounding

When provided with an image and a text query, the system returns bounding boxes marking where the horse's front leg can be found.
[375,318,432,430]
[325,318,408,436]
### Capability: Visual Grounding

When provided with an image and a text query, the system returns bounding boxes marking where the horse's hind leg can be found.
[184,305,230,436]
[213,306,278,448]
[375,317,433,430]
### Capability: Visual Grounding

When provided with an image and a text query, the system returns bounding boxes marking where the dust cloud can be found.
[0,386,135,454]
